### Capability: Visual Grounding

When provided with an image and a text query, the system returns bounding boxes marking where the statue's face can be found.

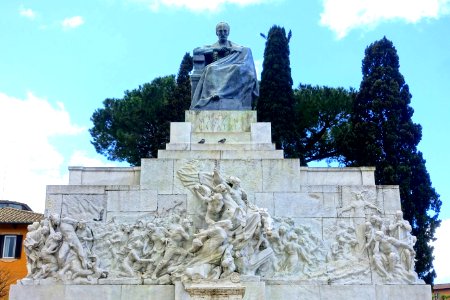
[216,25,229,42]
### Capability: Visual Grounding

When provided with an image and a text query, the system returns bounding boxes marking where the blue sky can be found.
[0,0,449,283]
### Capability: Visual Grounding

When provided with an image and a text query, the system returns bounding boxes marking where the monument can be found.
[9,23,430,300]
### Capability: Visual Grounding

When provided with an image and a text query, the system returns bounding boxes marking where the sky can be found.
[0,0,449,283]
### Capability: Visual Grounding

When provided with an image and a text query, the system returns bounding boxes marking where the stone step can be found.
[165,143,276,151]
[191,132,251,143]
[157,149,284,159]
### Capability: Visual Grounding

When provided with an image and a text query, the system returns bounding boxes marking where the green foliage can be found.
[293,84,355,165]
[337,37,441,283]
[90,53,193,166]
[257,25,295,155]
[90,76,176,166]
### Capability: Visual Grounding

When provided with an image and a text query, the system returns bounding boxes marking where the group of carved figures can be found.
[23,166,422,285]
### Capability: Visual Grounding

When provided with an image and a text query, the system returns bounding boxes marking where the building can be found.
[433,284,450,300]
[0,201,43,299]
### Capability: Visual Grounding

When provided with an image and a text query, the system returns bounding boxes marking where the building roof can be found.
[434,283,450,290]
[0,200,32,211]
[0,207,44,224]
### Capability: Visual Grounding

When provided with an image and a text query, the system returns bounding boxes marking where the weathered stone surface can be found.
[251,123,272,144]
[157,194,187,215]
[300,167,376,186]
[265,284,319,300]
[9,284,64,300]
[262,159,301,192]
[253,193,274,216]
[61,194,107,220]
[274,192,335,218]
[107,189,157,212]
[69,167,140,185]
[170,122,192,144]
[64,285,122,300]
[185,110,256,132]
[378,185,402,214]
[121,285,175,300]
[140,159,174,193]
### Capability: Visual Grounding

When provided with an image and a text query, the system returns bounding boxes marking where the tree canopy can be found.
[336,37,441,283]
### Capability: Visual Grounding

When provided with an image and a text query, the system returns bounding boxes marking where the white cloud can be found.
[433,218,450,283]
[68,150,119,168]
[61,16,85,29]
[19,6,36,19]
[129,0,274,12]
[320,0,450,39]
[0,92,85,213]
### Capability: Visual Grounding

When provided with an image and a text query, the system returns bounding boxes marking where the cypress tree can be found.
[167,52,193,122]
[339,37,441,283]
[257,26,295,155]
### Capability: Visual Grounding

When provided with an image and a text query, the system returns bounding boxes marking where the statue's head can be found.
[216,22,230,42]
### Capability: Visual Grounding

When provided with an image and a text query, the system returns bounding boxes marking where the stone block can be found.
[251,122,272,144]
[219,160,263,192]
[45,194,62,216]
[140,159,174,193]
[47,185,106,195]
[158,194,187,215]
[262,159,301,192]
[274,192,335,218]
[121,285,175,300]
[300,167,376,186]
[158,150,222,160]
[61,194,106,220]
[166,143,191,151]
[9,284,64,300]
[265,284,320,300]
[374,284,431,300]
[68,167,140,186]
[107,189,157,212]
[320,285,376,300]
[170,122,192,144]
[190,143,275,151]
[220,150,283,160]
[186,110,256,132]
[105,211,156,223]
[242,281,265,300]
[64,285,122,300]
[253,193,274,215]
[378,185,401,214]
[191,132,251,143]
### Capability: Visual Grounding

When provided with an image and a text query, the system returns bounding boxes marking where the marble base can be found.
[9,283,430,300]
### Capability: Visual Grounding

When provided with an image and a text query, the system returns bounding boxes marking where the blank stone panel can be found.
[320,285,376,300]
[121,285,175,300]
[378,185,402,214]
[140,159,174,194]
[64,285,122,300]
[265,284,320,300]
[262,159,301,192]
[274,192,332,218]
[107,189,157,212]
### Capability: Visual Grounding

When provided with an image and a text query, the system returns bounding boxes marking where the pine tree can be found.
[257,26,295,155]
[339,37,441,283]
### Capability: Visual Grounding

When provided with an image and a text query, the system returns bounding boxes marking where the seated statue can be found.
[190,22,259,110]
